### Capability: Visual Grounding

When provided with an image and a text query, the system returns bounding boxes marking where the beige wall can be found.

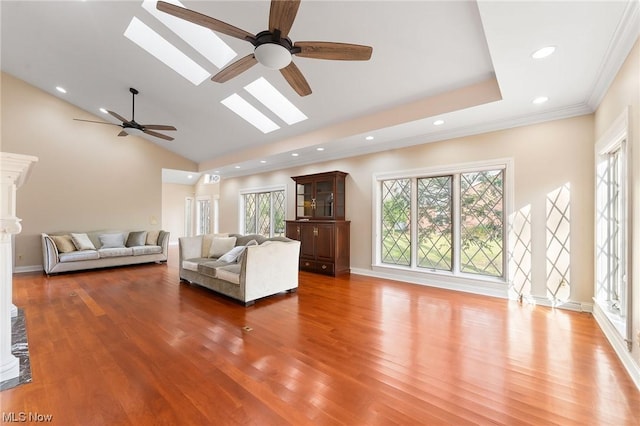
[220,114,595,305]
[594,39,640,377]
[161,183,195,243]
[1,72,196,267]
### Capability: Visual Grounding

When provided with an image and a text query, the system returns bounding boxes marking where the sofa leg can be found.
[287,288,298,294]
[244,300,255,307]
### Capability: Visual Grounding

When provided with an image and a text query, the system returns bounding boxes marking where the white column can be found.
[0,152,38,382]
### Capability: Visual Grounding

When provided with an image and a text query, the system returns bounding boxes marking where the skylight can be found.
[142,0,236,69]
[124,16,210,85]
[221,94,280,134]
[244,77,308,125]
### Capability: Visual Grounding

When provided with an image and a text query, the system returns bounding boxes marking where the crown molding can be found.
[586,0,640,109]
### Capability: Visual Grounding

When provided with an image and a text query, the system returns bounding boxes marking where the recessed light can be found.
[234,166,241,169]
[187,174,193,179]
[221,93,280,134]
[433,119,445,126]
[56,86,67,94]
[531,46,556,59]
[99,108,108,114]
[316,147,324,151]
[260,160,267,164]
[532,96,549,104]
[365,136,374,141]
[291,153,299,157]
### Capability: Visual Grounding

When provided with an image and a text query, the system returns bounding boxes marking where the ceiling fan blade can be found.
[212,54,258,83]
[142,124,177,131]
[280,61,311,96]
[269,0,300,39]
[157,1,255,42]
[294,41,373,61]
[107,110,128,124]
[73,118,121,127]
[143,129,174,141]
[117,130,128,137]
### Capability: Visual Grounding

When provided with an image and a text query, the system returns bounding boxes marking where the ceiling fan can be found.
[156,0,373,96]
[74,87,177,141]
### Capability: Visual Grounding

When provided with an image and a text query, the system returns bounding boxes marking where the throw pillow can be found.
[71,233,96,251]
[51,235,76,253]
[99,233,125,249]
[209,236,237,258]
[202,233,229,257]
[218,245,246,263]
[126,231,147,247]
[146,230,160,245]
[237,239,259,264]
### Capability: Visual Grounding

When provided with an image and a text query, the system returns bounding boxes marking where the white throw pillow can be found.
[99,233,125,248]
[201,233,229,257]
[218,245,246,263]
[71,233,96,251]
[209,236,237,258]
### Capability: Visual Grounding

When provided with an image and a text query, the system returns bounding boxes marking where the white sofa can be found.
[41,230,169,275]
[179,233,300,306]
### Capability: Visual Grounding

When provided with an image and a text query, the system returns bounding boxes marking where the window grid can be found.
[242,190,285,237]
[380,167,505,279]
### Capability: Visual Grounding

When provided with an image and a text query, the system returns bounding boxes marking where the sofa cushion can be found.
[51,235,76,253]
[197,260,232,278]
[146,230,160,245]
[201,233,229,257]
[235,234,267,246]
[216,264,241,285]
[182,260,200,272]
[98,247,134,258]
[71,233,96,251]
[126,231,147,247]
[59,250,100,262]
[209,237,237,258]
[218,245,246,263]
[99,233,125,248]
[132,245,162,256]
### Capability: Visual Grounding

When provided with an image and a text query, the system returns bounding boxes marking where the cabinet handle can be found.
[321,265,327,270]
[305,262,310,266]
[311,198,316,210]
[296,226,300,236]
[313,226,318,236]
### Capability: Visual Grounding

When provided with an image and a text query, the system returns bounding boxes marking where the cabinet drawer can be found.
[300,260,335,275]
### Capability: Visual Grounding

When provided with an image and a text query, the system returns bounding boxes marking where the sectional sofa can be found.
[41,230,169,275]
[178,233,300,306]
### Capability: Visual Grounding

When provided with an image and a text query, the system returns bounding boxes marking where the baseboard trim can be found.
[529,295,593,313]
[592,302,640,391]
[350,267,509,300]
[13,265,43,274]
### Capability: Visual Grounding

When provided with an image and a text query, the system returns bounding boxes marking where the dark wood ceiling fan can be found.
[156,0,373,96]
[73,88,177,141]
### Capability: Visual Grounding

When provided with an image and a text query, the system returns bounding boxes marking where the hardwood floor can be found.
[4,251,640,425]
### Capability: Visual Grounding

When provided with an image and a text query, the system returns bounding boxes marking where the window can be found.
[185,197,194,237]
[378,162,507,280]
[595,109,630,347]
[241,188,285,237]
[196,197,211,235]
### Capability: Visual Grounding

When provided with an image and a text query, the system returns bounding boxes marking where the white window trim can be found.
[594,106,632,350]
[238,184,287,235]
[372,158,514,292]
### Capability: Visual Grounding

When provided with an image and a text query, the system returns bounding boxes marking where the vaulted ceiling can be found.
[2,1,638,183]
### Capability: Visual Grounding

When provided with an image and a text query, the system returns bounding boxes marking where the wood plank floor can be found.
[4,250,640,425]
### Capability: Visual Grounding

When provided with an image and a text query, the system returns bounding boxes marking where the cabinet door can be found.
[296,182,314,218]
[314,178,335,219]
[285,222,300,241]
[315,223,335,261]
[299,223,317,259]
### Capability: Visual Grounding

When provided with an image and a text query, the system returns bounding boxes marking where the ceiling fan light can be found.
[254,43,292,70]
[124,127,143,136]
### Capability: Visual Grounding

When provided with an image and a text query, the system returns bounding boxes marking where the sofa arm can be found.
[179,236,204,262]
[41,233,59,274]
[157,231,170,255]
[243,241,300,301]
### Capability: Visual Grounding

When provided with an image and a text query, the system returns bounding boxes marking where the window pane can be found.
[258,193,271,236]
[460,170,503,277]
[381,179,411,266]
[244,194,257,234]
[273,190,285,236]
[417,176,452,270]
